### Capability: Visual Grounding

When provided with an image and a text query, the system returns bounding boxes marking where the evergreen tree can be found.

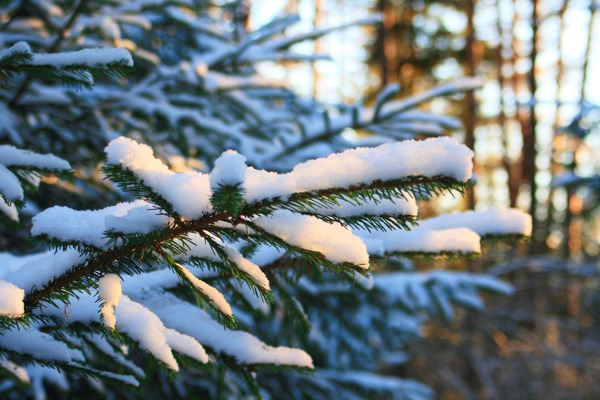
[0,1,531,399]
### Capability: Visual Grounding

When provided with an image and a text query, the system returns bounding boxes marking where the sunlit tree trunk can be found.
[464,0,477,209]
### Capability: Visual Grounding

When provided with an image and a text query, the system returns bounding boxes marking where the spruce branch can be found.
[385,250,481,261]
[272,80,482,161]
[1,59,134,91]
[191,237,274,303]
[0,344,139,388]
[102,165,182,220]
[210,183,245,218]
[302,213,418,233]
[26,173,472,310]
[168,261,237,329]
[271,275,311,333]
[8,0,88,107]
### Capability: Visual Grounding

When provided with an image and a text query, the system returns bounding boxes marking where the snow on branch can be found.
[31,200,171,249]
[0,281,24,318]
[139,291,314,369]
[0,42,133,91]
[97,274,122,330]
[0,324,84,363]
[21,135,477,315]
[105,136,472,220]
[0,164,22,204]
[0,4,534,398]
[170,262,234,320]
[0,145,71,223]
[356,206,532,258]
[0,359,29,385]
[254,210,369,268]
[374,270,514,319]
[418,206,532,236]
[4,249,88,294]
[0,129,528,393]
[0,42,133,68]
[314,370,433,400]
[359,227,482,257]
[379,78,485,119]
[38,290,209,372]
[31,47,133,68]
[267,79,482,164]
[0,145,71,171]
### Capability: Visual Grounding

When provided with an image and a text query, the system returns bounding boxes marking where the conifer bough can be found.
[0,133,531,390]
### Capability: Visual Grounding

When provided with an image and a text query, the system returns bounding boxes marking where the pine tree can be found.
[0,1,532,399]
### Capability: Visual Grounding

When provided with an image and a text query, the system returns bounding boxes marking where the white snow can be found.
[0,198,18,221]
[38,285,219,371]
[27,365,69,400]
[223,247,269,290]
[31,200,171,249]
[105,137,212,219]
[352,272,374,290]
[0,42,31,59]
[246,137,472,201]
[381,78,484,119]
[316,370,432,397]
[39,291,98,324]
[0,359,29,384]
[254,210,369,267]
[105,137,171,175]
[105,202,172,234]
[0,280,24,317]
[176,234,269,290]
[0,326,84,363]
[120,265,219,294]
[291,136,472,188]
[175,263,233,317]
[114,295,208,370]
[0,252,44,278]
[0,164,23,202]
[353,206,531,257]
[358,227,481,255]
[249,245,286,267]
[230,280,269,312]
[244,167,296,202]
[209,150,247,190]
[32,46,133,68]
[0,144,71,170]
[181,233,222,261]
[163,327,210,365]
[88,369,139,387]
[120,269,182,294]
[86,333,145,378]
[374,270,513,314]
[5,249,88,293]
[374,83,401,111]
[418,206,532,236]
[98,274,122,330]
[44,292,209,371]
[140,292,313,368]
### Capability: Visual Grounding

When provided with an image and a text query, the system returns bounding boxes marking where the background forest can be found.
[0,0,598,399]
[270,0,599,398]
